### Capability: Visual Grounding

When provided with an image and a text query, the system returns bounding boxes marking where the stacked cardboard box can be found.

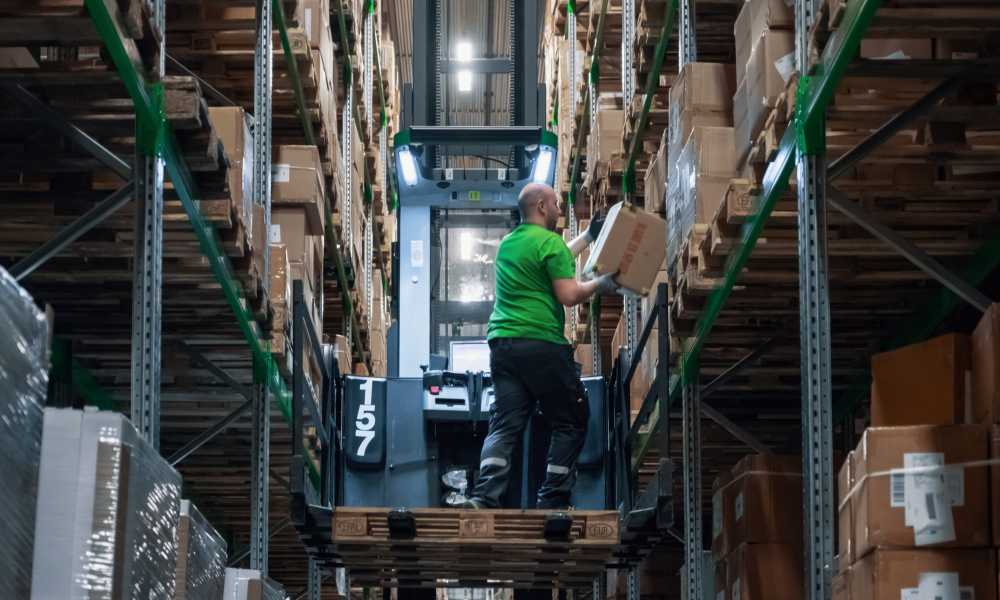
[334,334,352,376]
[586,94,626,190]
[643,129,669,214]
[553,36,585,196]
[733,0,795,163]
[369,268,389,376]
[273,145,326,235]
[834,313,1000,599]
[971,305,1000,546]
[870,333,970,427]
[32,409,183,599]
[711,454,803,600]
[837,425,994,600]
[0,268,48,598]
[668,125,736,267]
[224,568,285,600]
[174,500,227,599]
[665,63,735,266]
[207,107,255,254]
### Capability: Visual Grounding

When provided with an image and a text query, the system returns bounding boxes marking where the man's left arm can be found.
[566,218,605,258]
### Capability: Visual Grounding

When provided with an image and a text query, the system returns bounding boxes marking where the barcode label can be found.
[961,587,974,600]
[925,493,938,520]
[891,469,906,507]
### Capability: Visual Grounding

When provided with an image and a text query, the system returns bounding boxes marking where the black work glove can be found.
[586,217,606,242]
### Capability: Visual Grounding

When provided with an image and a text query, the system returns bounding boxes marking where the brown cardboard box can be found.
[272,145,325,234]
[871,334,971,427]
[268,244,291,358]
[838,451,855,573]
[724,454,803,550]
[852,425,990,559]
[860,39,933,60]
[583,201,667,297]
[670,63,737,115]
[643,130,669,213]
[712,470,733,559]
[589,104,626,168]
[734,0,794,83]
[850,549,996,600]
[208,107,254,236]
[991,426,1000,546]
[833,567,851,600]
[298,0,332,56]
[727,543,803,600]
[0,47,38,69]
[935,38,982,61]
[972,304,1000,425]
[334,335,351,376]
[746,29,796,110]
[271,208,324,297]
[670,126,736,265]
[714,553,728,600]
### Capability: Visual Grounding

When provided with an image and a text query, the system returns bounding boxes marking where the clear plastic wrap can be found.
[32,409,182,599]
[175,500,228,599]
[224,568,287,600]
[0,266,49,598]
[667,127,737,267]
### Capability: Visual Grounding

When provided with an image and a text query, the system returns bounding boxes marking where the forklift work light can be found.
[531,146,555,184]
[399,146,419,186]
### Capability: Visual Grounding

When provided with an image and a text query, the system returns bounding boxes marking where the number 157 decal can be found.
[354,379,375,456]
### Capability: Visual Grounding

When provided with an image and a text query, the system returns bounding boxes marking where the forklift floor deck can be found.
[331,507,621,588]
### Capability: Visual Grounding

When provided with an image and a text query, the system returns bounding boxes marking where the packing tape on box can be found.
[839,457,999,547]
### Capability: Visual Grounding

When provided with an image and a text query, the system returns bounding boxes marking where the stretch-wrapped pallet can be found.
[31,408,182,599]
[0,266,49,597]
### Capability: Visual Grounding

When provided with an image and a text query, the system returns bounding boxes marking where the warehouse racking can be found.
[0,0,397,596]
[550,0,1000,598]
[4,0,1000,597]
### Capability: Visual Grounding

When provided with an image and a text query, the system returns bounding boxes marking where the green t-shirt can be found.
[488,223,575,345]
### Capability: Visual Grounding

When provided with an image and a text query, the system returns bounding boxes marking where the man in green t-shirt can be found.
[464,183,617,510]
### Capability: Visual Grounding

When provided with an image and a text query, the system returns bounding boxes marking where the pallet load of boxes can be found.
[831,309,1000,600]
[0,266,285,599]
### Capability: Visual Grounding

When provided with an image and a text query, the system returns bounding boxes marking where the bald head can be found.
[518,183,560,231]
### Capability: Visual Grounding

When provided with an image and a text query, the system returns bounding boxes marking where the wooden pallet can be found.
[331,507,620,588]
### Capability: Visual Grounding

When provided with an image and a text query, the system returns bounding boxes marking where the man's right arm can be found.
[552,274,617,307]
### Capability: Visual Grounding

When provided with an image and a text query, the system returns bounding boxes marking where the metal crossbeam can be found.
[173,341,254,400]
[168,398,253,466]
[228,518,293,566]
[1,83,131,179]
[701,337,777,398]
[827,75,965,179]
[166,53,237,108]
[699,402,770,455]
[439,57,515,73]
[11,182,135,281]
[827,188,992,313]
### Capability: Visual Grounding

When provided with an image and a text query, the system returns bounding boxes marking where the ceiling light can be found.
[456,41,473,63]
[457,70,473,92]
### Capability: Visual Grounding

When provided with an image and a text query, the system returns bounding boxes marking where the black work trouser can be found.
[471,337,589,509]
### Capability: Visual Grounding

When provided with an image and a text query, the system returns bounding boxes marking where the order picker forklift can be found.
[289,0,675,593]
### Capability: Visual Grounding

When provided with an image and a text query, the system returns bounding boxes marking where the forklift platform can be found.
[330,507,620,589]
